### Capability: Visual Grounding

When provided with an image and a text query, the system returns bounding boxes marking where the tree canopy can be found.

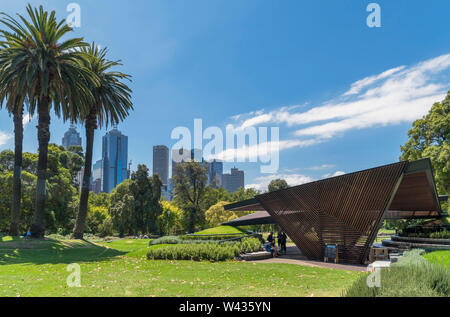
[400,91,449,195]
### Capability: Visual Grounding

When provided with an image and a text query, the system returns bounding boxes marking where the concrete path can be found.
[248,246,367,272]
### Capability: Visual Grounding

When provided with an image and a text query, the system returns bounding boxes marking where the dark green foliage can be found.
[108,165,163,236]
[130,165,162,234]
[268,179,289,192]
[179,234,247,241]
[149,236,182,245]
[173,161,208,233]
[0,146,78,234]
[147,237,262,261]
[400,91,449,195]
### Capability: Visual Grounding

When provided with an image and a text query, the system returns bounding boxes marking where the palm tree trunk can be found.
[72,112,97,239]
[9,107,23,236]
[31,97,50,238]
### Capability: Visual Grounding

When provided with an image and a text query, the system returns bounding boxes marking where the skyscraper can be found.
[153,145,169,185]
[102,127,128,193]
[208,159,223,187]
[61,124,82,149]
[91,159,103,194]
[222,167,244,193]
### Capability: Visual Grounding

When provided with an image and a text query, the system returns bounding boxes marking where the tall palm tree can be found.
[0,5,96,238]
[0,45,27,235]
[72,43,132,239]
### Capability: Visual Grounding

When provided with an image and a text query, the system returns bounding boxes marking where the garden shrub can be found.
[149,236,182,245]
[147,237,262,261]
[343,248,450,297]
[179,234,247,241]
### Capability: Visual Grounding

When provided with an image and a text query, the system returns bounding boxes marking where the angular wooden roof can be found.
[223,159,442,264]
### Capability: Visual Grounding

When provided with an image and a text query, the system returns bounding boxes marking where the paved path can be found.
[248,246,367,272]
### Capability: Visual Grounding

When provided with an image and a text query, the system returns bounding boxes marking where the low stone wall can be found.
[382,238,450,250]
[392,235,450,245]
[241,251,272,261]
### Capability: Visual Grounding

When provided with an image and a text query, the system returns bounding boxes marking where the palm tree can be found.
[0,5,96,238]
[0,45,27,235]
[72,43,133,239]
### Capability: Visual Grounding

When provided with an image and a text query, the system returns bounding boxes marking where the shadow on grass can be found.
[0,237,126,265]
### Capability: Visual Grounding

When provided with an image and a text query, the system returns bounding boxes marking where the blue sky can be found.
[0,0,449,191]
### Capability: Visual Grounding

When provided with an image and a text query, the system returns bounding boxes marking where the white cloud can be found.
[22,112,36,127]
[322,171,346,178]
[306,164,335,171]
[0,131,12,147]
[246,173,314,191]
[343,66,406,96]
[229,53,450,145]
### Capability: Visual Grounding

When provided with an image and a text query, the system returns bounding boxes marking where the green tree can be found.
[157,200,183,235]
[109,179,134,236]
[202,185,232,212]
[231,187,260,202]
[400,91,449,195]
[0,5,97,237]
[0,171,36,233]
[173,160,208,233]
[205,201,238,227]
[268,179,289,192]
[0,32,30,236]
[45,145,78,234]
[72,43,132,239]
[130,165,154,234]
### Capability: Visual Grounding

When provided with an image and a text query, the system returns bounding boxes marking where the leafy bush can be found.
[343,249,450,297]
[149,236,182,245]
[147,237,262,261]
[430,230,450,239]
[98,217,114,237]
[180,234,247,241]
[399,228,450,239]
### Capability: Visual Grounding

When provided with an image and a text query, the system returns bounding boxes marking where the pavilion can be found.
[223,159,444,264]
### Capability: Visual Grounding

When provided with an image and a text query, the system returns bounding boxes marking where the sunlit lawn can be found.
[0,236,362,297]
[424,250,450,267]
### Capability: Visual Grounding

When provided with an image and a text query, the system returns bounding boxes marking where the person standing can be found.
[280,232,287,254]
[267,232,274,245]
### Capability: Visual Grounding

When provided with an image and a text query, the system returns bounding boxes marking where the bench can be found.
[241,251,272,261]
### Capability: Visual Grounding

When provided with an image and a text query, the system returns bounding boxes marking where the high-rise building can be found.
[102,127,128,193]
[171,148,202,177]
[153,145,169,185]
[222,167,244,193]
[208,159,223,187]
[91,159,103,194]
[62,124,82,149]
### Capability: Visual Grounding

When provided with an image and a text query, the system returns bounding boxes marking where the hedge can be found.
[147,237,262,261]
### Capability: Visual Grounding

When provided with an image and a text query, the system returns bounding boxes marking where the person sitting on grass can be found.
[22,228,31,239]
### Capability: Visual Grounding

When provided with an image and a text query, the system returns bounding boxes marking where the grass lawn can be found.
[0,236,362,297]
[194,226,246,235]
[424,250,450,267]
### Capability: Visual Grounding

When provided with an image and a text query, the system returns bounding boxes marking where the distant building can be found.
[91,159,103,194]
[91,178,102,194]
[153,145,169,185]
[208,159,223,187]
[62,125,82,149]
[102,127,128,193]
[75,167,84,191]
[171,148,203,177]
[222,167,244,193]
[161,180,173,201]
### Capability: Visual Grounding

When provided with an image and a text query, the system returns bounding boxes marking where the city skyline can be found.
[0,1,449,191]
